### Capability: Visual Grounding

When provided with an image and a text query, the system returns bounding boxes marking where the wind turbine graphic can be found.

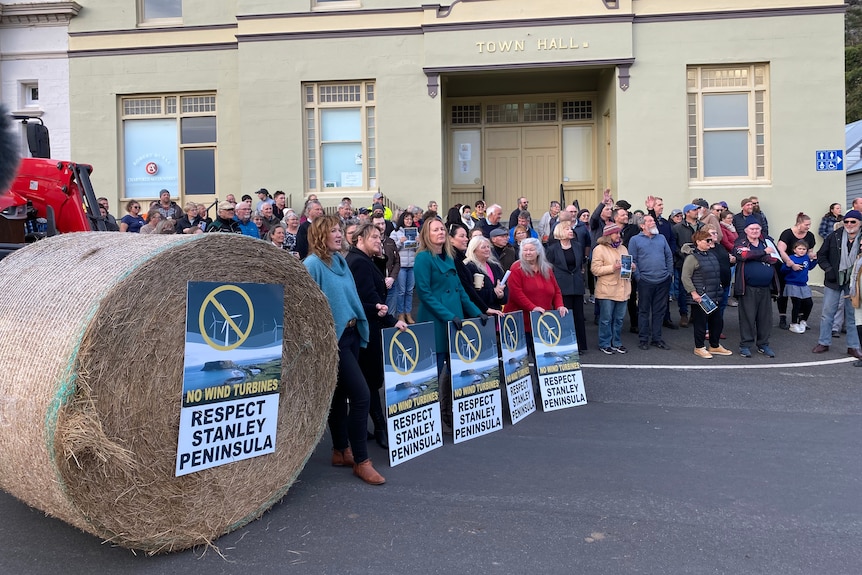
[271,316,283,343]
[395,344,414,372]
[460,334,478,360]
[208,312,223,339]
[220,313,243,346]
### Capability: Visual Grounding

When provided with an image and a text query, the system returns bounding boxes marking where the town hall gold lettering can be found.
[476,38,589,53]
[476,40,525,53]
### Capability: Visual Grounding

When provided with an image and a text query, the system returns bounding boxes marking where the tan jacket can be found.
[591,242,631,302]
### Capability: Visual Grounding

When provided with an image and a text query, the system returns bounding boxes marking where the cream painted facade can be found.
[1,1,81,160]
[67,0,845,242]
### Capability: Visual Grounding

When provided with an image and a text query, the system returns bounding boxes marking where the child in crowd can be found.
[782,240,815,333]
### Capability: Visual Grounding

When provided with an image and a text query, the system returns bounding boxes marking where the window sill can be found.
[137,18,184,29]
[689,179,772,188]
[312,1,362,12]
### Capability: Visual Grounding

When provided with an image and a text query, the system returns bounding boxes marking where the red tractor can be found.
[0,115,106,259]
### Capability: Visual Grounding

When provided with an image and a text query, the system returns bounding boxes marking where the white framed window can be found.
[687,64,769,183]
[138,0,182,25]
[23,83,39,107]
[121,93,217,199]
[304,81,376,192]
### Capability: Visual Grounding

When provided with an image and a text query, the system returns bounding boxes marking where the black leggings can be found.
[562,294,588,351]
[331,327,370,463]
[790,297,814,323]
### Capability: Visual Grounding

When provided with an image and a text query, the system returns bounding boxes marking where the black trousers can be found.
[562,294,588,351]
[690,301,724,349]
[637,277,671,344]
[332,327,370,463]
[790,297,813,323]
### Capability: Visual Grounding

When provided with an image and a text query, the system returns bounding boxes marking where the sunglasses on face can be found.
[845,219,859,224]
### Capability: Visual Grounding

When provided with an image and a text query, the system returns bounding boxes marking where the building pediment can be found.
[0,1,81,26]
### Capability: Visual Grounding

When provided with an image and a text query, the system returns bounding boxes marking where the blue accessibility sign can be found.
[816,150,843,171]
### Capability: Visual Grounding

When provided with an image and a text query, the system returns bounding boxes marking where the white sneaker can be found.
[799,320,809,331]
[789,323,805,334]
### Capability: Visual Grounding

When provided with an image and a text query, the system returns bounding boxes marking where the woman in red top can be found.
[506,237,568,332]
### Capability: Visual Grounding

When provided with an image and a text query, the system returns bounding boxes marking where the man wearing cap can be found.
[205,201,242,234]
[733,220,779,358]
[481,204,505,238]
[155,189,183,221]
[733,197,768,236]
[671,204,703,327]
[368,192,393,221]
[812,210,862,359]
[357,207,370,223]
[490,228,517,271]
[628,215,674,350]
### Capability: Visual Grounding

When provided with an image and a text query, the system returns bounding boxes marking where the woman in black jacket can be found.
[463,235,508,312]
[346,222,408,449]
[545,220,588,352]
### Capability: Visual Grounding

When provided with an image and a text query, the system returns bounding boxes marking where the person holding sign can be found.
[682,230,733,359]
[463,235,508,312]
[591,223,632,355]
[347,222,409,450]
[303,215,386,485]
[415,218,485,429]
[506,238,569,333]
[545,220,588,352]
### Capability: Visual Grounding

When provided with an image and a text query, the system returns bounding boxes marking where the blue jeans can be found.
[818,285,861,348]
[385,280,398,317]
[598,298,626,348]
[395,267,415,315]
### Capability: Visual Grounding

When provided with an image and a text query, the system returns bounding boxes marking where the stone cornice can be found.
[0,2,81,26]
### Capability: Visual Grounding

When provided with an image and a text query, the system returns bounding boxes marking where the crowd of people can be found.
[101,187,862,485]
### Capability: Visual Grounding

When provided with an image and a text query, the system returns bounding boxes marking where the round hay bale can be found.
[0,232,337,553]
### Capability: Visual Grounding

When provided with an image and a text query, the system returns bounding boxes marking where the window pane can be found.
[451,130,481,185]
[562,126,592,182]
[322,142,363,187]
[143,0,181,19]
[183,149,216,196]
[123,118,179,198]
[703,94,748,129]
[703,131,748,177]
[321,108,361,141]
[181,116,216,144]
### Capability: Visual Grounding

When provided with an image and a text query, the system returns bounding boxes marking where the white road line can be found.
[581,357,857,370]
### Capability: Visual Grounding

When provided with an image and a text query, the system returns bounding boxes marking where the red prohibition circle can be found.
[145,162,158,175]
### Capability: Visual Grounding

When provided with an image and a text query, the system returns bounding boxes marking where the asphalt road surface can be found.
[2,291,861,574]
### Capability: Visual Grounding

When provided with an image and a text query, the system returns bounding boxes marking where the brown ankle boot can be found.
[331,447,355,467]
[397,313,406,323]
[353,459,385,485]
[405,313,416,324]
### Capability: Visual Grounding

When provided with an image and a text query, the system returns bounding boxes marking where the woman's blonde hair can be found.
[553,220,572,241]
[417,217,453,259]
[464,235,500,273]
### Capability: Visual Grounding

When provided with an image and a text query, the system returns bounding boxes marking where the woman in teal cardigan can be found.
[414,217,484,429]
[304,215,385,486]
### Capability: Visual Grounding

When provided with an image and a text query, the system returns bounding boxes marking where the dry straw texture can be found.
[0,232,337,553]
